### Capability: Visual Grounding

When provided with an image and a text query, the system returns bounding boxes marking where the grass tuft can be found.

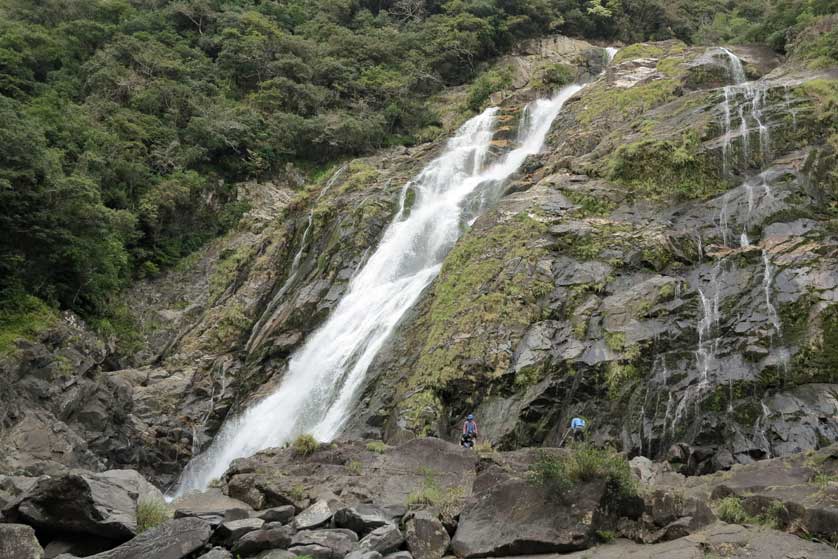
[292,434,319,457]
[136,498,171,534]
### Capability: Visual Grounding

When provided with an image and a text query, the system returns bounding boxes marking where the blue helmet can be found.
[467,414,475,420]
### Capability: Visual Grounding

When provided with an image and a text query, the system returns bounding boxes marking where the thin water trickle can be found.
[605,47,620,64]
[246,165,348,353]
[173,85,584,495]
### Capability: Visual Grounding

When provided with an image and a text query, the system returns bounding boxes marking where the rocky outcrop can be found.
[343,41,838,476]
[54,517,212,559]
[4,469,163,542]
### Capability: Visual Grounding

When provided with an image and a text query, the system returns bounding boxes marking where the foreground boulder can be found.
[172,488,253,527]
[405,512,449,559]
[6,470,163,541]
[54,518,211,559]
[290,529,359,559]
[232,526,295,556]
[334,504,405,535]
[0,523,44,559]
[358,524,404,555]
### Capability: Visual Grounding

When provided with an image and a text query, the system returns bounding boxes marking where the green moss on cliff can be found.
[608,132,726,201]
[613,44,666,64]
[791,303,838,384]
[0,295,58,355]
[410,213,550,391]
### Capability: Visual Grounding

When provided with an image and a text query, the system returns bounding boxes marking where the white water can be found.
[605,47,619,64]
[173,85,583,494]
[717,48,772,172]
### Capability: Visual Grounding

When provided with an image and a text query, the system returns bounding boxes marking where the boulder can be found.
[451,462,605,557]
[172,488,253,528]
[346,551,383,559]
[196,549,233,559]
[42,538,113,559]
[213,518,265,545]
[232,526,295,557]
[382,553,412,559]
[8,469,163,541]
[0,523,44,559]
[293,497,341,530]
[405,512,449,559]
[290,529,358,559]
[256,551,296,559]
[258,505,296,524]
[334,504,405,535]
[288,544,332,559]
[54,518,211,559]
[358,524,404,555]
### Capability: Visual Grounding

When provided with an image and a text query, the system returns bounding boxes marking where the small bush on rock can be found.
[366,441,388,454]
[715,496,750,524]
[293,434,318,456]
[137,498,171,534]
[529,445,637,500]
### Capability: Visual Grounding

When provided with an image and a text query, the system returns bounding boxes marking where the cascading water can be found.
[173,85,584,495]
[605,47,619,64]
[716,48,772,173]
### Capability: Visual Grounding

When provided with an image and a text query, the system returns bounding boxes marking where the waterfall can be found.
[716,48,772,172]
[762,250,781,335]
[605,47,619,64]
[172,85,583,495]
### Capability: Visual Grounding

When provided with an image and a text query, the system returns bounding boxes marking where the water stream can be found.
[173,85,584,494]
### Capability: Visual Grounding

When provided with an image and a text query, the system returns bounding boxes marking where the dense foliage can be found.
[0,0,833,328]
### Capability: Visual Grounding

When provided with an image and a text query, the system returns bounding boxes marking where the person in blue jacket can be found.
[461,414,478,448]
[570,417,586,442]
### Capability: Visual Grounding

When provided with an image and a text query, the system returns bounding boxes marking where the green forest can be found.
[0,0,835,333]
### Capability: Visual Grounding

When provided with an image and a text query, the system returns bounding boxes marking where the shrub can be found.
[595,529,617,543]
[136,498,171,534]
[293,434,319,457]
[347,460,363,475]
[529,445,637,500]
[715,496,750,524]
[366,441,388,454]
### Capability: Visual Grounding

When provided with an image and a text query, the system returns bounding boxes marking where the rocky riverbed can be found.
[1,438,836,559]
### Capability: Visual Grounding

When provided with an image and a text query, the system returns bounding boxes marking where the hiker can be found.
[570,416,586,442]
[461,414,478,448]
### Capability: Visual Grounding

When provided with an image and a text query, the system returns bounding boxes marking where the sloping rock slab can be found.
[172,488,253,527]
[54,518,211,559]
[9,470,163,540]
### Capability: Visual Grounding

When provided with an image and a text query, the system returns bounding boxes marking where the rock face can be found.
[0,523,44,559]
[342,41,838,476]
[54,518,211,559]
[4,469,163,541]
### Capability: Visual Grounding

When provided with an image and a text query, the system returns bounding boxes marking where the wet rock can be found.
[232,526,295,556]
[358,524,404,555]
[258,505,296,524]
[382,553,413,559]
[7,469,163,541]
[334,504,405,535]
[54,517,211,559]
[405,512,449,559]
[213,518,265,545]
[0,523,43,559]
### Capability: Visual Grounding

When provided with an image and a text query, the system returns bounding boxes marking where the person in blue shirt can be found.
[461,414,478,448]
[570,417,586,442]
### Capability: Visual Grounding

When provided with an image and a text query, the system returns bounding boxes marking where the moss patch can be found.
[0,295,59,355]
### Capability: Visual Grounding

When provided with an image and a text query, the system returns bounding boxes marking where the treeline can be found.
[0,0,832,323]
